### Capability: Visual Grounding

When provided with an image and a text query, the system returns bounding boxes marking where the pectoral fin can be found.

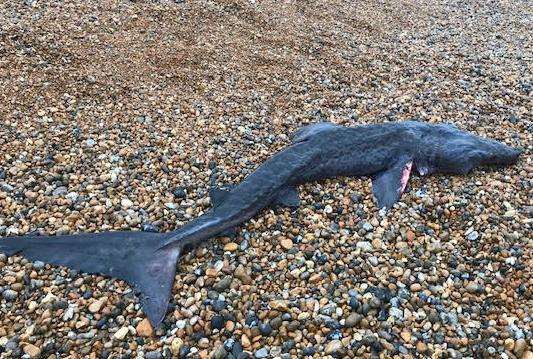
[273,186,300,208]
[372,158,413,209]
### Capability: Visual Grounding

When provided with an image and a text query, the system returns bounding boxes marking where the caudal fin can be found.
[0,231,181,327]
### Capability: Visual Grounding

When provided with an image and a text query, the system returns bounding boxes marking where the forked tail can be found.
[0,231,182,327]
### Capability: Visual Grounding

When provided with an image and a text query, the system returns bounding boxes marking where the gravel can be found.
[0,0,531,357]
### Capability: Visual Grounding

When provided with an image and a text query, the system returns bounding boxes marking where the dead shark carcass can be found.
[0,121,522,327]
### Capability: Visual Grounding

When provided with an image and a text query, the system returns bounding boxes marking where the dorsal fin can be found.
[291,122,338,143]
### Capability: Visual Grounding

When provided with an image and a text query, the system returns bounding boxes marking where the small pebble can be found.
[113,327,129,340]
[324,340,343,355]
[255,348,269,358]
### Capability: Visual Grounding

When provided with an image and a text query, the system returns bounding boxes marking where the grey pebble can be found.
[65,192,79,201]
[270,317,282,329]
[356,241,373,252]
[368,256,378,266]
[345,313,363,327]
[255,347,269,358]
[319,304,337,316]
[0,183,13,192]
[259,322,273,336]
[52,186,68,196]
[389,307,403,320]
[175,320,186,329]
[3,289,18,301]
[467,230,479,241]
[213,276,233,292]
[145,351,162,359]
[5,341,18,351]
[240,239,249,250]
[63,306,76,321]
[212,345,227,359]
[362,222,373,231]
[211,299,227,312]
[85,138,96,147]
[78,331,95,339]
[33,261,45,270]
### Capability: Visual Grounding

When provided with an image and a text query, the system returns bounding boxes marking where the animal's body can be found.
[0,121,521,327]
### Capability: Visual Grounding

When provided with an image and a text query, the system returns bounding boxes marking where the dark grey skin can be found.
[0,121,521,327]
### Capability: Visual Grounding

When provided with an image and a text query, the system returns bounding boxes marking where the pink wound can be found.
[399,161,413,193]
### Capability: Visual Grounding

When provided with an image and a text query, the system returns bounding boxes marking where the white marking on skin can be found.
[398,161,413,193]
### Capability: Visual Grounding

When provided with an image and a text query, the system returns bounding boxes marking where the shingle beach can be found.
[0,0,531,358]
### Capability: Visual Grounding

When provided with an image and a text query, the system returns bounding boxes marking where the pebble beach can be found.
[0,0,531,358]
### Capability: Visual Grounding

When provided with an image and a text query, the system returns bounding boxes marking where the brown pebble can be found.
[416,341,427,353]
[136,318,153,337]
[269,300,289,311]
[309,273,321,283]
[225,321,235,332]
[241,334,251,348]
[400,331,411,343]
[504,338,515,351]
[514,339,527,357]
[88,298,107,313]
[280,237,293,250]
[410,283,422,292]
[223,242,238,251]
[23,344,41,359]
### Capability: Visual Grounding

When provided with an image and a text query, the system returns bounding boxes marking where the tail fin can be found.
[0,231,181,327]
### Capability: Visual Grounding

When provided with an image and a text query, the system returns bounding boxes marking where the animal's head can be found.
[415,122,522,175]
